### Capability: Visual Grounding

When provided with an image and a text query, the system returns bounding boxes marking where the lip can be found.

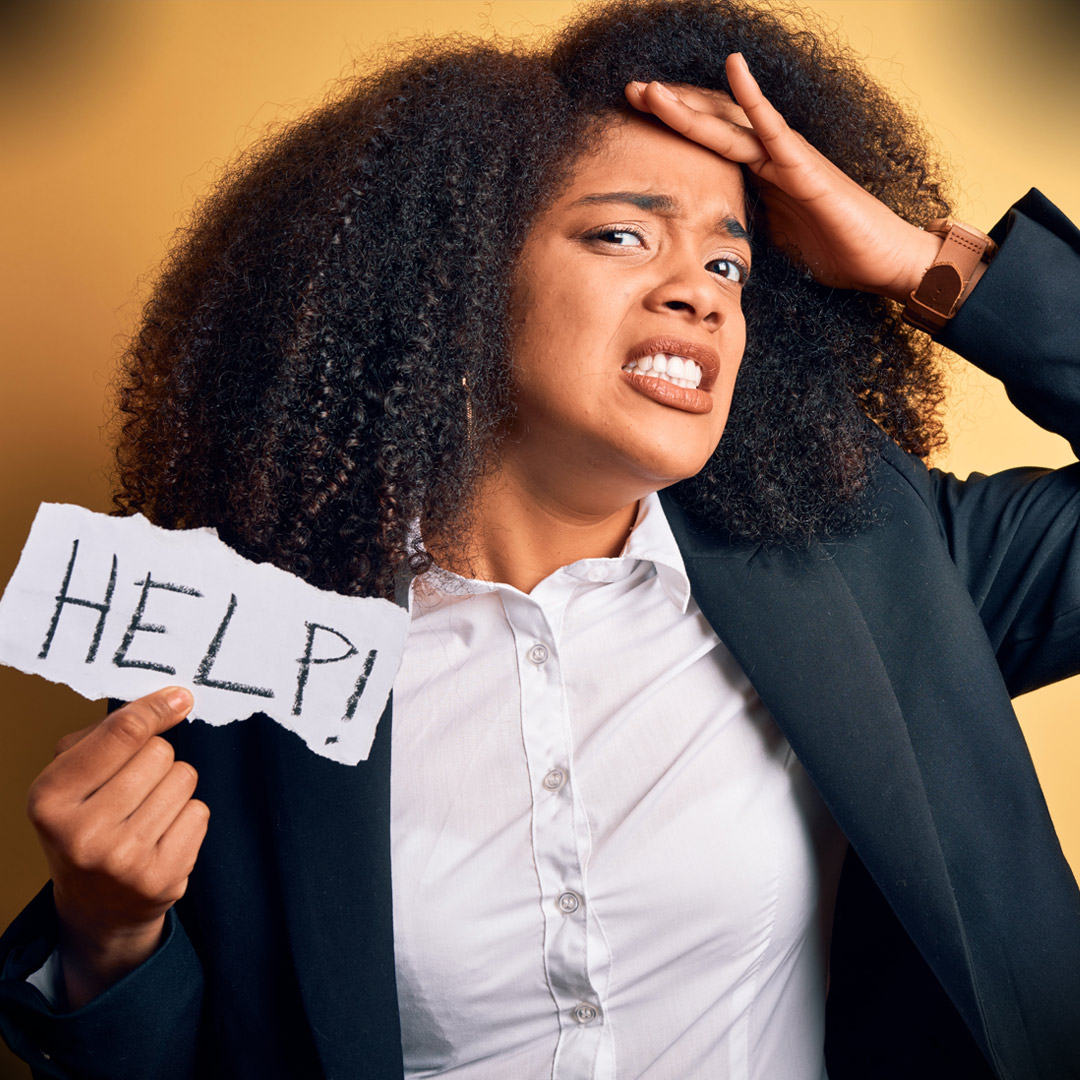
[625,337,721,390]
[621,336,721,415]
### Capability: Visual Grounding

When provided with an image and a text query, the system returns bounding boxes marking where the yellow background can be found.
[0,2,1076,1072]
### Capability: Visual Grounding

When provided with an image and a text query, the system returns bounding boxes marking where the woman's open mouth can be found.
[623,352,703,388]
[621,339,719,414]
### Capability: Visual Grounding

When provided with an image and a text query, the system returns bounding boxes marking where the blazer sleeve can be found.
[0,887,204,1080]
[909,189,1080,695]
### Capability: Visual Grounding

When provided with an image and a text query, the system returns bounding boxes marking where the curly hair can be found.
[113,0,951,599]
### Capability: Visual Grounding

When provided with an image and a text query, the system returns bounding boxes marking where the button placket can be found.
[498,588,604,1079]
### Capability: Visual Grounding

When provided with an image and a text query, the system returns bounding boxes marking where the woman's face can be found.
[502,112,751,512]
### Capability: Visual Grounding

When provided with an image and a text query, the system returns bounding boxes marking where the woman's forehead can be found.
[554,112,747,224]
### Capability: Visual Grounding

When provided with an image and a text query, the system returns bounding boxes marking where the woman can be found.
[1,0,1078,1077]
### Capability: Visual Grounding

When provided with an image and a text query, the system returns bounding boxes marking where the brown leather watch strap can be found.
[903,219,998,334]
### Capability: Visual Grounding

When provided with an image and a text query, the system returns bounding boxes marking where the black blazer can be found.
[2,190,1079,1080]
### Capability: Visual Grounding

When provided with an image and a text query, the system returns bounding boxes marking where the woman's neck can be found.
[427,470,640,594]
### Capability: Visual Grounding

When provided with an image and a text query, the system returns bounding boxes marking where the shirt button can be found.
[542,768,566,792]
[571,1002,600,1025]
[527,643,549,665]
[557,890,581,914]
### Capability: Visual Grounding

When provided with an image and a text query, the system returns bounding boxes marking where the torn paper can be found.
[0,503,409,765]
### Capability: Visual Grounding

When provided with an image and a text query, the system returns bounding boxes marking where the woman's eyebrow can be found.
[574,190,679,213]
[571,191,750,240]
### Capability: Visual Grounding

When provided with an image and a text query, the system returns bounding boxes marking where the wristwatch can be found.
[902,219,998,334]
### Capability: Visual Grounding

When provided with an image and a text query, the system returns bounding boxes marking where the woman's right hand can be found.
[625,54,943,304]
[26,687,208,1009]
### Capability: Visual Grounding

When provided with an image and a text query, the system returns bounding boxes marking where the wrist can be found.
[55,906,166,1008]
[901,218,998,333]
[880,227,945,305]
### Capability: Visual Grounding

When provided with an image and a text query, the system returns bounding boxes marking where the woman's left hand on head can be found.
[625,53,941,303]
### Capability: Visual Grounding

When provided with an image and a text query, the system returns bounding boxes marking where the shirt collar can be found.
[407,491,692,614]
[616,491,692,613]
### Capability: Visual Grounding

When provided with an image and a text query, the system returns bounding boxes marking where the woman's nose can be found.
[644,262,723,327]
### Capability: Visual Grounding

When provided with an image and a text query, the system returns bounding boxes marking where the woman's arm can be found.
[0,690,209,1079]
[918,190,1080,695]
[28,689,207,1010]
[631,65,1080,698]
[0,890,204,1080]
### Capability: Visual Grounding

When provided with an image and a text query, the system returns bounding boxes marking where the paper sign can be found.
[0,503,409,765]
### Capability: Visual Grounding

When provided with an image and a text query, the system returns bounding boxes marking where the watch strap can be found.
[903,220,997,334]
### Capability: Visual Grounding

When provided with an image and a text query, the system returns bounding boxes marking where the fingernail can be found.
[166,686,193,713]
[653,82,678,101]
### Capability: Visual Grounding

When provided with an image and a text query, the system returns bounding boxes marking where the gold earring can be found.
[462,375,474,441]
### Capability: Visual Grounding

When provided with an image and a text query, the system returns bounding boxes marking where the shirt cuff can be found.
[24,947,62,1008]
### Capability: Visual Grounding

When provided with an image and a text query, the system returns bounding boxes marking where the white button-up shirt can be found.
[392,493,848,1079]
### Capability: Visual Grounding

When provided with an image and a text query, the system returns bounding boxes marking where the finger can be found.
[123,760,200,846]
[724,54,801,167]
[637,81,768,167]
[55,719,105,757]
[626,80,734,107]
[80,735,179,825]
[154,798,210,887]
[93,797,209,915]
[44,688,194,800]
[627,80,753,134]
[627,80,754,136]
[660,82,753,129]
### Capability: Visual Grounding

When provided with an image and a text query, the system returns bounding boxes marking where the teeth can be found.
[622,353,703,390]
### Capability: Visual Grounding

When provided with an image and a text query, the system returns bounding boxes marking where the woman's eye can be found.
[588,228,644,247]
[707,258,748,284]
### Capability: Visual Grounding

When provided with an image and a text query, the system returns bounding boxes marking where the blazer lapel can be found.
[659,492,989,1042]
[263,697,403,1077]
